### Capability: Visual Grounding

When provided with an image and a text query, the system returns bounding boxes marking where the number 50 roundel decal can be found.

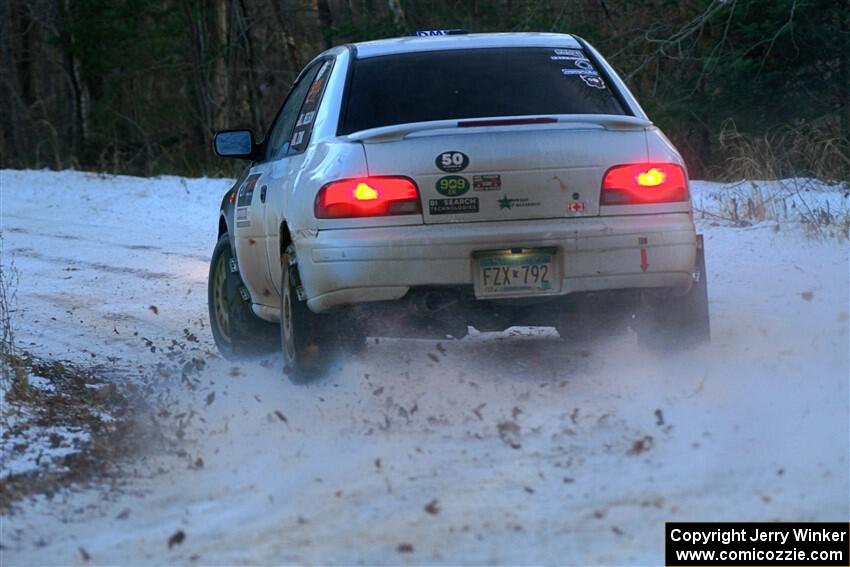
[435,151,469,173]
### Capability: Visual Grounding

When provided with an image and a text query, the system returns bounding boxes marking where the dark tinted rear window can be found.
[340,47,626,134]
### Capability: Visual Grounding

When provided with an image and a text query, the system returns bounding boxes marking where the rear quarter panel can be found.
[265,140,370,299]
[219,167,249,242]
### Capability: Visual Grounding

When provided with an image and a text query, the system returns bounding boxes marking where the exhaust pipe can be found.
[418,290,458,313]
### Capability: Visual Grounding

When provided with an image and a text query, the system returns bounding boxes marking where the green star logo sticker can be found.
[498,195,513,209]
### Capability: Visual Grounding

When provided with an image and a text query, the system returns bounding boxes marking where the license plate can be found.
[474,248,560,298]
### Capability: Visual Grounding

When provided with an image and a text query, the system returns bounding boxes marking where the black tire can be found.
[280,245,333,383]
[637,239,711,351]
[208,233,274,359]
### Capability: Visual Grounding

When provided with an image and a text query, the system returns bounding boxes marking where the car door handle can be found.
[260,185,267,203]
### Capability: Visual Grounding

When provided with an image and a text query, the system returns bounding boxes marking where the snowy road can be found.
[1,170,848,565]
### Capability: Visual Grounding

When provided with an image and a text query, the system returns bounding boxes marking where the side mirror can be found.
[214,130,258,160]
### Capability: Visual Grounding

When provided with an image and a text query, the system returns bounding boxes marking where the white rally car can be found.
[209,32,710,381]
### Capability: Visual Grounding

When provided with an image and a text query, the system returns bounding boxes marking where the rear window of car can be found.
[340,47,627,134]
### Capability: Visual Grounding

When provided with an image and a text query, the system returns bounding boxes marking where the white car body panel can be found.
[354,32,583,58]
[225,33,697,320]
[298,214,695,312]
[358,125,650,224]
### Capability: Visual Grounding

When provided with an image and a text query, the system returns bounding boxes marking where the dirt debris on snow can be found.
[497,420,522,449]
[0,170,847,565]
[627,436,655,456]
[167,529,186,549]
[396,543,414,554]
[0,354,138,509]
[424,499,440,515]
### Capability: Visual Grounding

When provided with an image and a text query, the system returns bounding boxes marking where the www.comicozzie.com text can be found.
[670,527,848,546]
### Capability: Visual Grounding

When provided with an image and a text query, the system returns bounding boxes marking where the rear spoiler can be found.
[345,114,653,142]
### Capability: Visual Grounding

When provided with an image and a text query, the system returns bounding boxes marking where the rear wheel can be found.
[208,234,274,358]
[280,245,333,383]
[636,238,711,351]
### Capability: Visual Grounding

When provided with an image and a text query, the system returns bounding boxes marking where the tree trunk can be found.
[209,0,229,131]
[180,0,213,153]
[316,0,333,50]
[57,0,91,166]
[236,0,264,131]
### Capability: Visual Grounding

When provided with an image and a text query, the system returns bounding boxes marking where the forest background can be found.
[1,0,847,180]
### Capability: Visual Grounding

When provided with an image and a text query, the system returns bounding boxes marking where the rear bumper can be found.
[297,213,697,312]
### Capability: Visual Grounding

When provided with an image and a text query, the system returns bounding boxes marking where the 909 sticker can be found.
[436,175,470,197]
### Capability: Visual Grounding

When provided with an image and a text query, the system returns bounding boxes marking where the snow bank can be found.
[691,178,849,238]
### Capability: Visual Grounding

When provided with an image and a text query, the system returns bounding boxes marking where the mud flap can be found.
[636,234,710,351]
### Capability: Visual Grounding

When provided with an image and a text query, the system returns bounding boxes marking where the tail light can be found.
[314,176,421,219]
[600,163,688,205]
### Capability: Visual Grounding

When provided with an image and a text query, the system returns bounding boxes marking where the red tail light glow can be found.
[601,163,688,205]
[315,176,421,219]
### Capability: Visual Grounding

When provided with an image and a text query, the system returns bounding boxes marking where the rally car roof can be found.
[351,32,582,59]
